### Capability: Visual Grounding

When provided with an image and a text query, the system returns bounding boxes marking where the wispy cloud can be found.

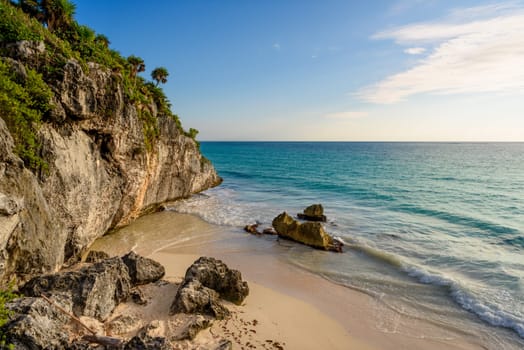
[272,43,281,50]
[358,2,524,104]
[323,111,368,120]
[404,47,426,55]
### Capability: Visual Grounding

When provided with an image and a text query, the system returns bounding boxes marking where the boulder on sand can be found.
[170,279,230,319]
[297,204,327,222]
[170,257,249,319]
[183,257,249,305]
[122,251,165,285]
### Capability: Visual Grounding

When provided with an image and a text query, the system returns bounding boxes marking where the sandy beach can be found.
[90,211,488,350]
[152,252,483,350]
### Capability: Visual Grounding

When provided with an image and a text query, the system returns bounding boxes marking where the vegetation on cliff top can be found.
[0,0,200,169]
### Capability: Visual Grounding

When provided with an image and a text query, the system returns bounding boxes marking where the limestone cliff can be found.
[0,46,221,284]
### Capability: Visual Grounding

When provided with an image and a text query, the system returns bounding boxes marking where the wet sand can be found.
[91,211,485,350]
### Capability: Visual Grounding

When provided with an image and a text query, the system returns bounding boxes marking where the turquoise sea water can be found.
[173,142,524,348]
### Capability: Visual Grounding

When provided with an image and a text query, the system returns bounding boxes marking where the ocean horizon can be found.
[169,141,524,349]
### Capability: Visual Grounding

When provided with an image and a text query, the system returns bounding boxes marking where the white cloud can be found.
[404,47,426,55]
[323,111,368,120]
[359,3,524,104]
[273,43,281,50]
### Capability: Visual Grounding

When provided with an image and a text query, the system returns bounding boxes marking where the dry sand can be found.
[150,251,483,350]
[150,252,374,350]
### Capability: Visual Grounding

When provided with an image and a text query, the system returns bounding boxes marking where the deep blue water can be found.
[175,142,524,347]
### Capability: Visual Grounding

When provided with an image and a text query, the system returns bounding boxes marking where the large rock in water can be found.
[0,44,222,284]
[297,204,327,222]
[272,212,332,250]
[20,257,131,321]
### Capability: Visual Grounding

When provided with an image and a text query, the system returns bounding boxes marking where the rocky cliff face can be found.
[0,46,221,284]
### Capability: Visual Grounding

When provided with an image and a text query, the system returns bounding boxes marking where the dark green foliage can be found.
[39,0,76,33]
[185,127,200,149]
[185,127,198,139]
[0,282,18,327]
[0,59,51,170]
[170,114,183,131]
[0,281,19,350]
[127,55,145,79]
[94,33,109,48]
[138,108,159,151]
[143,82,171,114]
[151,66,169,86]
[1,0,197,159]
[0,2,44,42]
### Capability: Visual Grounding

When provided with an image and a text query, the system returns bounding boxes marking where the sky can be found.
[74,0,524,141]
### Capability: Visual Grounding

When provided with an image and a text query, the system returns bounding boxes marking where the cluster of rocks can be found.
[170,257,249,321]
[1,252,248,349]
[244,204,344,252]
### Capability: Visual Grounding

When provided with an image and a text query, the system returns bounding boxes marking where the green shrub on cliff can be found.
[0,59,51,171]
[0,282,18,349]
[1,0,199,158]
[0,1,44,42]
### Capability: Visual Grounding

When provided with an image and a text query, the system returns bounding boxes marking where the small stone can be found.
[244,223,260,235]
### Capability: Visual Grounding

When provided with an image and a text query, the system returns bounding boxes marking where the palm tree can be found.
[40,0,76,33]
[127,55,145,86]
[94,34,110,48]
[127,55,145,77]
[151,67,169,86]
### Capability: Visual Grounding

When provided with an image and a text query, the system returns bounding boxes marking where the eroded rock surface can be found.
[122,251,165,285]
[170,279,230,319]
[2,296,72,350]
[84,250,110,263]
[183,257,249,305]
[20,256,131,321]
[297,203,327,222]
[2,253,247,349]
[0,43,221,284]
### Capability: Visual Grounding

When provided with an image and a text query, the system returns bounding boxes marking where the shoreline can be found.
[91,210,487,349]
[155,245,483,350]
[150,252,374,350]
